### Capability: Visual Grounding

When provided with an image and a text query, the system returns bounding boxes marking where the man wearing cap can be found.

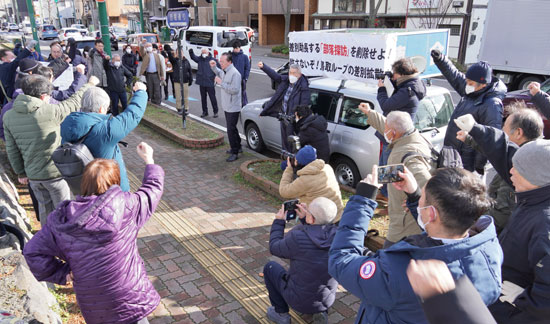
[431,49,507,173]
[279,145,344,222]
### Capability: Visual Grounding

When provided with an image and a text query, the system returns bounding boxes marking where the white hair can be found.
[81,87,111,113]
[289,64,301,73]
[112,54,121,60]
[309,197,337,225]
[386,111,415,134]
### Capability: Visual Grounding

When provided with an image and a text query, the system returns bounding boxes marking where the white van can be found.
[176,26,251,69]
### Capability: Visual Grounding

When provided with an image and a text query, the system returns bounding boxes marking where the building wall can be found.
[318,0,332,14]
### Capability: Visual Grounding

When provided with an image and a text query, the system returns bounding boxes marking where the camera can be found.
[278,112,294,123]
[284,199,299,221]
[280,135,301,162]
[375,71,393,80]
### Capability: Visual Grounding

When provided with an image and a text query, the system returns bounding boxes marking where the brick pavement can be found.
[127,126,360,324]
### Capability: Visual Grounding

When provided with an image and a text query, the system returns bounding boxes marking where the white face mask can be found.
[416,206,435,231]
[146,47,153,53]
[295,117,300,122]
[288,75,298,84]
[201,53,208,58]
[126,48,132,54]
[114,61,121,67]
[153,49,158,54]
[384,129,393,144]
[465,84,476,94]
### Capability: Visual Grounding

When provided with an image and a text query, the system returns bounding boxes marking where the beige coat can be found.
[279,159,345,222]
[366,109,433,242]
[139,52,165,81]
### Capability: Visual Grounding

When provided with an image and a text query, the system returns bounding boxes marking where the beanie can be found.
[296,145,317,166]
[466,61,492,84]
[19,58,39,73]
[512,139,550,187]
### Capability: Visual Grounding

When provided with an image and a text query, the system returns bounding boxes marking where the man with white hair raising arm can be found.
[263,197,339,324]
[358,103,432,248]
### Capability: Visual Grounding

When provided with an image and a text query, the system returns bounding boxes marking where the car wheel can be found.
[250,36,256,43]
[518,75,544,90]
[245,122,265,152]
[332,156,361,188]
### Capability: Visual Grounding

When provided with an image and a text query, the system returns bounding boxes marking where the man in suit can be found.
[139,42,165,105]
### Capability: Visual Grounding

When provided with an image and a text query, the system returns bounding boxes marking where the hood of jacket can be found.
[398,77,426,101]
[302,224,337,249]
[49,185,125,244]
[61,111,108,143]
[297,159,325,176]
[12,94,45,114]
[299,114,327,132]
[468,79,507,104]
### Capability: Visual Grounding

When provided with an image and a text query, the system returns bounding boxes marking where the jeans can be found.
[225,111,241,154]
[263,261,289,313]
[241,79,248,107]
[145,72,161,104]
[200,86,218,115]
[29,178,71,227]
[109,91,128,116]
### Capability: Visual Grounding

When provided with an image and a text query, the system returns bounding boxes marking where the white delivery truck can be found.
[478,0,550,90]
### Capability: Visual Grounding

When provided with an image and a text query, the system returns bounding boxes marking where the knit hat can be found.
[466,61,492,84]
[512,139,550,187]
[19,58,39,73]
[296,145,317,166]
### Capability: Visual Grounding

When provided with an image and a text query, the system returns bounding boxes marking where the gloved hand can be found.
[26,40,37,51]
[430,49,443,63]
[454,114,476,132]
[499,281,524,306]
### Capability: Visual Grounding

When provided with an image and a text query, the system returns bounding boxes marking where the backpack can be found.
[401,137,463,173]
[52,126,95,196]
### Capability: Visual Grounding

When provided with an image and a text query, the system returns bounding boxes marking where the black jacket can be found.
[104,59,133,93]
[260,63,310,117]
[122,52,138,75]
[294,114,330,162]
[168,52,192,85]
[377,76,426,120]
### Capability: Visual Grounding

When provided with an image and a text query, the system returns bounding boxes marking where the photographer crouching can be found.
[293,105,330,163]
[263,197,339,324]
[279,145,344,222]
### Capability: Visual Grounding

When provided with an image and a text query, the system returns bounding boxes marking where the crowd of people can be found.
[0,37,549,324]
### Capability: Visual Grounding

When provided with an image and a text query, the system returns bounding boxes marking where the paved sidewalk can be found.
[125,126,360,324]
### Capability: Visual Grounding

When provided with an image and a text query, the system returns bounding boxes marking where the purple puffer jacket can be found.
[23,164,164,324]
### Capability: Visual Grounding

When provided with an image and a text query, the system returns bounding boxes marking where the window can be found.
[185,31,213,46]
[438,24,461,36]
[339,97,370,130]
[334,0,365,13]
[414,94,454,130]
[310,90,338,122]
[142,35,158,43]
[217,30,248,48]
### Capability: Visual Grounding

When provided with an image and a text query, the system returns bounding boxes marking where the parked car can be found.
[94,30,118,51]
[70,24,88,36]
[178,26,251,70]
[39,24,58,40]
[59,28,82,41]
[8,23,19,32]
[271,61,315,90]
[503,78,550,138]
[236,26,255,42]
[110,26,128,42]
[240,78,454,187]
[73,37,96,55]
[126,33,161,59]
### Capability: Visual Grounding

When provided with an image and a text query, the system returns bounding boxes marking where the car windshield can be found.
[113,27,126,33]
[217,31,248,48]
[142,35,157,43]
[76,40,95,49]
[65,29,78,33]
[414,93,454,130]
[44,25,55,31]
[185,31,213,46]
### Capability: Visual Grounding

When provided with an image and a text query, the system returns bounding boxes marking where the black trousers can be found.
[163,72,175,98]
[109,90,127,116]
[225,111,241,154]
[200,86,218,114]
[280,120,295,152]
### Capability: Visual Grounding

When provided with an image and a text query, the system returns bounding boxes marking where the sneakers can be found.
[226,154,239,162]
[213,113,218,118]
[312,311,328,324]
[200,113,209,118]
[267,306,290,324]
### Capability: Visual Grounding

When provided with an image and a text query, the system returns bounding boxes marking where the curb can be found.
[141,103,225,149]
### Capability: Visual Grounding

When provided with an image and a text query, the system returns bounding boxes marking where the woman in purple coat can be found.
[23,142,164,324]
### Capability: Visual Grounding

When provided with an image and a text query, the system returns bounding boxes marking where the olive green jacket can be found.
[3,83,91,180]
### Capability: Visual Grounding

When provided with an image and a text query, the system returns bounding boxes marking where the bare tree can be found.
[409,0,455,29]
[280,0,291,45]
[367,0,383,28]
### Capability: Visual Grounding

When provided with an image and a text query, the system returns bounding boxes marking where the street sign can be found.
[166,8,190,29]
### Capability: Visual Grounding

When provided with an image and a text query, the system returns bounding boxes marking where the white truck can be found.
[478,0,550,90]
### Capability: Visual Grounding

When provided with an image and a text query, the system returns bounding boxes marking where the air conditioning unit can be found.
[453,1,464,7]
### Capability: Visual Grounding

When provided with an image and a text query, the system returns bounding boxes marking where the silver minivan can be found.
[239,78,454,187]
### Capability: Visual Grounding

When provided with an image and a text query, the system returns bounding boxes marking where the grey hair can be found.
[112,54,121,60]
[289,64,301,73]
[309,197,337,225]
[386,111,415,134]
[509,108,544,141]
[81,87,111,113]
[21,75,53,98]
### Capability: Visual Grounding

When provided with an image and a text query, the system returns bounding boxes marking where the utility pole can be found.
[193,0,198,26]
[138,0,145,32]
[25,0,40,53]
[11,0,20,26]
[71,0,76,25]
[96,0,111,55]
[212,0,216,26]
[55,0,61,28]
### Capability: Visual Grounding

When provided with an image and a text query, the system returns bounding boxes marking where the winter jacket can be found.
[377,75,426,120]
[0,48,31,104]
[435,56,506,172]
[168,52,192,85]
[232,50,250,81]
[211,64,241,113]
[23,164,164,324]
[279,159,344,222]
[2,84,91,180]
[269,218,338,314]
[366,108,433,242]
[87,48,108,87]
[260,63,310,117]
[122,52,138,75]
[293,114,330,163]
[328,183,503,324]
[531,91,550,119]
[60,90,148,192]
[104,59,133,93]
[188,50,218,87]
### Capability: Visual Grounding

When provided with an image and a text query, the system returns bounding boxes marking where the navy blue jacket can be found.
[189,50,218,87]
[232,50,250,81]
[260,63,310,118]
[377,76,426,120]
[60,90,148,192]
[329,184,503,324]
[435,57,506,172]
[531,91,550,119]
[269,218,338,314]
[0,48,31,104]
[51,71,87,101]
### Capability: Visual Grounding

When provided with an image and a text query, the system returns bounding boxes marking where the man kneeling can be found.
[264,197,338,324]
